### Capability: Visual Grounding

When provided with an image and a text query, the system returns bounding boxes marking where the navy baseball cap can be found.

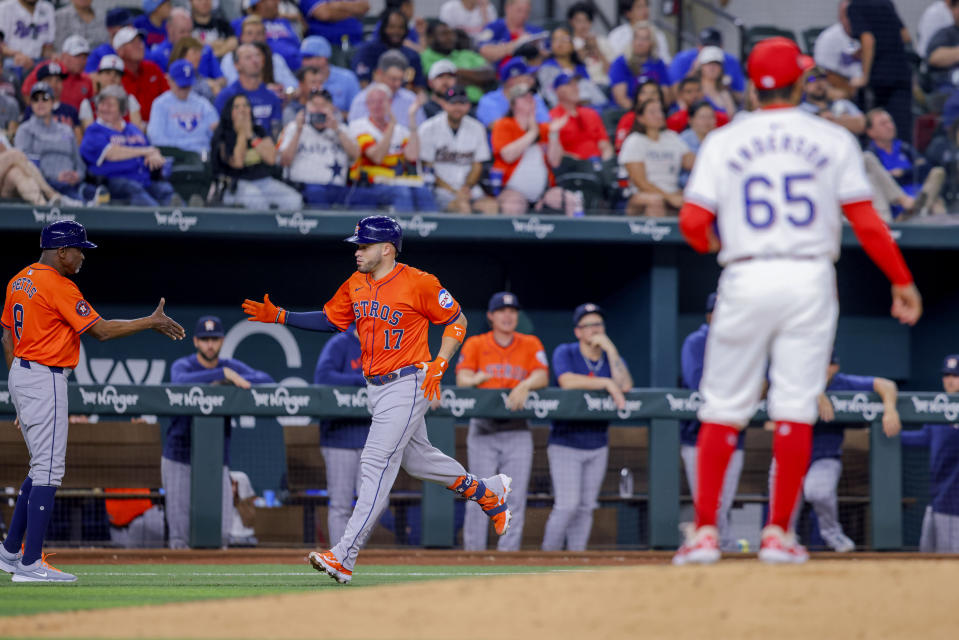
[488,292,520,312]
[195,316,225,338]
[699,27,722,47]
[705,292,717,313]
[573,303,604,326]
[169,59,196,87]
[30,81,53,100]
[443,86,470,103]
[106,8,133,28]
[552,72,578,90]
[40,220,97,249]
[499,58,530,82]
[36,61,66,81]
[943,355,959,375]
[301,35,332,59]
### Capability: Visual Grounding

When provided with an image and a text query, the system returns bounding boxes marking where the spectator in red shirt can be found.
[20,35,95,111]
[548,73,613,162]
[113,26,170,123]
[613,76,663,152]
[665,76,730,133]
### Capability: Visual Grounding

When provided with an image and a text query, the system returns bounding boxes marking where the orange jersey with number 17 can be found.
[323,263,461,377]
[0,263,100,368]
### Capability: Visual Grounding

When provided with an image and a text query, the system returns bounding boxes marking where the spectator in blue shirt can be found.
[231,0,301,72]
[147,8,225,94]
[300,35,360,114]
[86,8,135,73]
[799,350,899,552]
[313,325,371,544]
[146,60,220,155]
[667,27,745,97]
[609,21,669,110]
[865,107,946,219]
[476,0,544,67]
[134,0,172,48]
[475,58,549,127]
[162,315,274,549]
[542,303,632,552]
[301,0,369,47]
[680,292,745,552]
[351,7,425,88]
[215,43,283,134]
[79,85,176,206]
[901,354,959,553]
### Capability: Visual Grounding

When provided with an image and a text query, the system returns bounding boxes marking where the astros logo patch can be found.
[76,300,91,317]
[438,289,454,309]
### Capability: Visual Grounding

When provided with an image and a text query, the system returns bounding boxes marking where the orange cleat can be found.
[449,473,512,536]
[308,550,353,584]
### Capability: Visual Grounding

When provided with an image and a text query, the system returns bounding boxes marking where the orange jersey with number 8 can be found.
[1,263,100,368]
[323,263,461,376]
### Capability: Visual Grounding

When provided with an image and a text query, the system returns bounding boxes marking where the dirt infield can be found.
[2,553,957,639]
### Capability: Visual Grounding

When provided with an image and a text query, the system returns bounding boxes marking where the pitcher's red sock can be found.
[695,422,740,528]
[768,421,813,530]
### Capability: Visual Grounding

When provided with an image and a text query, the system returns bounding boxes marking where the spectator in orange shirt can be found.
[548,73,613,163]
[456,291,548,551]
[491,85,579,215]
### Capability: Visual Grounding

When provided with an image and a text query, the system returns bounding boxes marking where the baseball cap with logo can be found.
[443,86,470,103]
[169,59,196,87]
[113,26,144,52]
[36,61,67,81]
[428,59,457,81]
[488,292,521,312]
[552,72,579,90]
[943,355,959,375]
[195,316,225,338]
[99,54,125,73]
[499,58,530,83]
[747,37,814,91]
[62,35,91,57]
[573,303,604,326]
[30,81,53,100]
[300,35,332,59]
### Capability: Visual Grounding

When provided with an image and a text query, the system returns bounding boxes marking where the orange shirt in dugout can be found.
[456,331,548,389]
[323,263,461,376]
[1,263,100,368]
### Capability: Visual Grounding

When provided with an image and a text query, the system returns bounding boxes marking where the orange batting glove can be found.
[416,357,448,401]
[242,294,287,324]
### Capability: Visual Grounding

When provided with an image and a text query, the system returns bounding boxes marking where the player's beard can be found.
[197,347,220,365]
[357,253,381,274]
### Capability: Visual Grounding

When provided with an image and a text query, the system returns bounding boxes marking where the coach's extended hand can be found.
[150,298,186,340]
[416,357,448,401]
[242,294,287,324]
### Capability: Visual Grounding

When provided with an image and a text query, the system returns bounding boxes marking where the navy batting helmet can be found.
[344,215,403,252]
[40,220,97,250]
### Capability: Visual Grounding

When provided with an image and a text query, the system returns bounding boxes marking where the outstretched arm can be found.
[86,298,185,342]
[242,294,340,332]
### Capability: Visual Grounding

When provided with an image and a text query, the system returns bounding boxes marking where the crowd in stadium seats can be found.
[0,0,950,217]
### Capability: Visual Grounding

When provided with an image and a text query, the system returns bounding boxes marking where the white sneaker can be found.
[672,524,721,566]
[758,525,809,564]
[12,555,77,583]
[0,545,20,573]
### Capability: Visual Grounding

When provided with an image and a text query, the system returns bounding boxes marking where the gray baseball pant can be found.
[109,506,166,548]
[321,446,364,545]
[541,443,608,551]
[799,457,846,544]
[332,369,467,572]
[919,506,959,553]
[161,457,232,549]
[8,358,70,487]
[463,425,532,551]
[681,444,744,550]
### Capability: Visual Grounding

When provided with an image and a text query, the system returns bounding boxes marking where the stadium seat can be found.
[743,25,798,59]
[157,146,211,204]
[556,172,605,214]
[801,26,826,55]
[914,113,940,155]
[601,107,628,144]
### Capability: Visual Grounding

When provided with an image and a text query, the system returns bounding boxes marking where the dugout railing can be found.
[3,384,949,550]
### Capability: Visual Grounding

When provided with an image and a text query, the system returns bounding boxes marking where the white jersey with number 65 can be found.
[684,108,872,265]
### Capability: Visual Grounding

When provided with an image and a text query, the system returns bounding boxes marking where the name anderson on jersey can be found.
[725,132,830,174]
[352,300,403,326]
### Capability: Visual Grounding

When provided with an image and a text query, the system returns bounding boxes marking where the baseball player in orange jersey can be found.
[0,221,184,583]
[456,291,548,551]
[243,215,511,584]
[674,38,922,565]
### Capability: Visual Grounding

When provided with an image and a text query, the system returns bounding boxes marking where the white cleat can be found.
[672,524,721,566]
[758,525,809,564]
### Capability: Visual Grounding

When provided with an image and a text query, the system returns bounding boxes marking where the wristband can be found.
[443,323,466,344]
[275,308,287,324]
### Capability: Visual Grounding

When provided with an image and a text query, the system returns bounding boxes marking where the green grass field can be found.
[0,564,590,617]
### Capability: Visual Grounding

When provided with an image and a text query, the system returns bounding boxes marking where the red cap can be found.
[747,37,814,91]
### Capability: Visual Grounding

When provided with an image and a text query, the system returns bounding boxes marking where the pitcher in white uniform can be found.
[672,37,922,566]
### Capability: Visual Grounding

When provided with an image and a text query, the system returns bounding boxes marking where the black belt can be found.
[730,254,821,264]
[366,365,419,386]
[20,359,64,374]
